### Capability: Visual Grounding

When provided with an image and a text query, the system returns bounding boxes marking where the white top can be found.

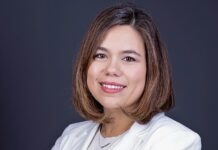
[52,113,201,150]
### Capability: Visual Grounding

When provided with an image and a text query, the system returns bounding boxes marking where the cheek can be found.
[87,63,101,89]
[127,65,146,98]
[87,66,95,86]
[87,72,96,99]
[128,65,146,83]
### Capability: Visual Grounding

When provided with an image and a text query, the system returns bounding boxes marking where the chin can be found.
[100,103,121,111]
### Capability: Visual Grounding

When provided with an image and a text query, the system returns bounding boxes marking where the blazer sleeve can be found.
[51,124,78,150]
[51,126,70,150]
[150,130,201,150]
[51,137,61,150]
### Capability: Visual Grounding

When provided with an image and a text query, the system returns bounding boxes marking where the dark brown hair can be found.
[73,3,175,124]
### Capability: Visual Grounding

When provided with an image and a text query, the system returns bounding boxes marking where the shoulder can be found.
[51,120,97,150]
[61,120,96,137]
[138,113,202,149]
[150,113,199,133]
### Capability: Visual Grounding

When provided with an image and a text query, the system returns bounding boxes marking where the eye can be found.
[93,53,107,60]
[122,56,136,62]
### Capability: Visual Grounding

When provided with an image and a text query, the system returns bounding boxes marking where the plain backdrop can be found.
[1,0,217,149]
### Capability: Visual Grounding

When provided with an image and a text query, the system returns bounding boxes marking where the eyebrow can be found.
[96,46,142,57]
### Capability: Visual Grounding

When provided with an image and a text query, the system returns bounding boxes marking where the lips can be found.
[99,82,126,94]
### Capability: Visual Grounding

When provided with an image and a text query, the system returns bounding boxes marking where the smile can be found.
[99,82,126,93]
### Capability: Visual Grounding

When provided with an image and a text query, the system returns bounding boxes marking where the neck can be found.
[100,109,134,137]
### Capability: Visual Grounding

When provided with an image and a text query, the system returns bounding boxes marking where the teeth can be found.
[102,84,124,89]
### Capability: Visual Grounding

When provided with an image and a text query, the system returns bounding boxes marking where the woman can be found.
[52,3,201,150]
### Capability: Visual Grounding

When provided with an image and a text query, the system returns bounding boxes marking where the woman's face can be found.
[87,25,146,111]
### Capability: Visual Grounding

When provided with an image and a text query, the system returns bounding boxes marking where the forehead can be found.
[99,25,145,54]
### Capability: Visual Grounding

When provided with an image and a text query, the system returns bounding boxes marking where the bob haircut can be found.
[73,3,175,124]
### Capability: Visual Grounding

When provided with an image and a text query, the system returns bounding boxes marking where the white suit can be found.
[52,113,201,150]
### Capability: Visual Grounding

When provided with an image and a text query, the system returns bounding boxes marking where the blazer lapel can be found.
[112,122,147,150]
[113,113,165,150]
[65,122,99,150]
[81,123,100,150]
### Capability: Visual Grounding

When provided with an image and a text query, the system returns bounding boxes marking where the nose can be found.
[105,58,121,77]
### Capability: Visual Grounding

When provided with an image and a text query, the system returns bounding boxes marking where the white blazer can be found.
[52,113,201,150]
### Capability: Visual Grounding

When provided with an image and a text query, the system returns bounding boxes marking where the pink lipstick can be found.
[99,82,126,94]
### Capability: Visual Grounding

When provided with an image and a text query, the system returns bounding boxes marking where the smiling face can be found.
[87,25,146,112]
